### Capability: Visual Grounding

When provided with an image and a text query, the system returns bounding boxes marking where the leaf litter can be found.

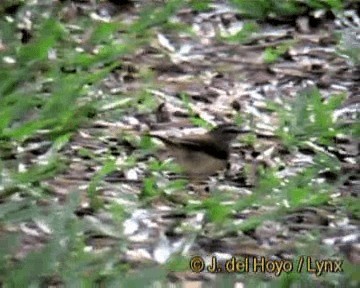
[1,0,359,286]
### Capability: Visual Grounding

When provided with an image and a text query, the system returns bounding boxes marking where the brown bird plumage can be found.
[151,124,244,178]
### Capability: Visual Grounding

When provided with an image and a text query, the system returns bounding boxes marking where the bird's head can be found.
[208,123,243,144]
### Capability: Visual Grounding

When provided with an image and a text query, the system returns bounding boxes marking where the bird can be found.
[150,124,245,178]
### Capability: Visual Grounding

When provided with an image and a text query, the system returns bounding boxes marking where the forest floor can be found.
[0,1,359,287]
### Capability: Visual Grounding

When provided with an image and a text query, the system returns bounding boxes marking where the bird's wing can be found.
[151,134,228,160]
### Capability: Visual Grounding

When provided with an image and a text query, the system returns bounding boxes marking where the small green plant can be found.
[263,41,294,64]
[147,158,183,174]
[141,177,160,200]
[220,21,259,44]
[232,157,339,232]
[229,0,343,20]
[180,93,214,129]
[339,196,360,220]
[204,196,234,224]
[142,159,188,203]
[129,0,185,35]
[87,159,117,210]
[336,28,360,66]
[0,0,186,286]
[187,0,212,11]
[268,87,346,147]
